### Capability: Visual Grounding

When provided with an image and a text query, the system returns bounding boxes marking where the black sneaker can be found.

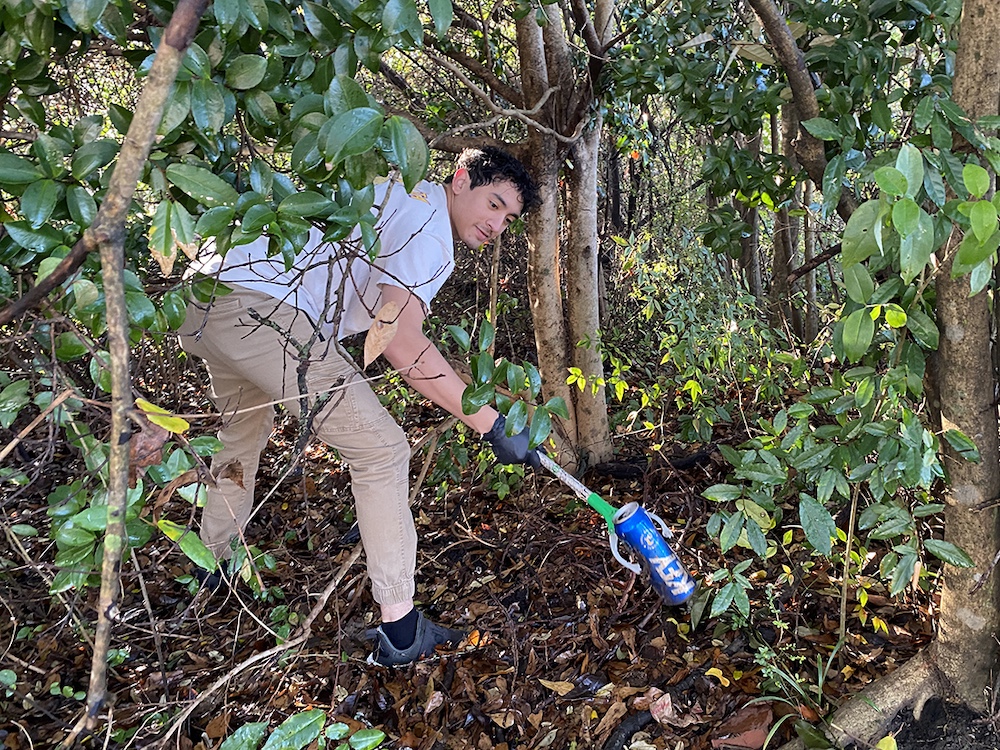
[193,559,230,591]
[368,611,467,666]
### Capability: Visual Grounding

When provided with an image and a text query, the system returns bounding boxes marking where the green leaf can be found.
[0,151,43,184]
[874,166,908,196]
[820,153,845,217]
[195,206,237,237]
[506,362,526,392]
[527,408,551,448]
[349,728,387,750]
[157,520,217,571]
[969,200,998,243]
[7,221,63,252]
[461,383,493,413]
[68,0,110,31]
[943,428,980,462]
[841,308,875,362]
[963,163,990,198]
[889,553,917,596]
[505,399,528,436]
[55,332,88,361]
[913,95,935,130]
[843,263,874,304]
[226,55,268,90]
[220,722,269,750]
[478,319,495,352]
[71,139,118,180]
[324,107,383,163]
[427,0,452,35]
[277,191,335,218]
[871,99,893,132]
[326,723,350,741]
[381,0,420,36]
[446,325,470,352]
[384,116,428,192]
[241,204,275,234]
[924,539,974,568]
[799,494,835,555]
[895,144,923,198]
[242,0,268,30]
[325,75,369,117]
[891,197,920,236]
[261,709,326,750]
[67,186,98,227]
[543,395,569,419]
[719,514,744,554]
[246,90,279,126]
[922,163,946,207]
[213,0,241,32]
[898,208,935,283]
[0,380,30,428]
[791,443,835,472]
[884,304,906,328]
[20,179,61,229]
[301,2,344,47]
[702,484,742,502]
[191,78,226,132]
[841,199,882,267]
[954,229,1000,272]
[801,117,841,141]
[166,164,239,208]
[160,82,191,135]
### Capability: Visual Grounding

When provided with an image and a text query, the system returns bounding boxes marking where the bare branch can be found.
[423,49,582,143]
[426,34,525,107]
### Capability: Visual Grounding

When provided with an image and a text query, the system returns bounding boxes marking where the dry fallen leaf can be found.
[424,690,445,718]
[128,420,170,488]
[363,301,400,368]
[594,700,628,738]
[538,678,576,696]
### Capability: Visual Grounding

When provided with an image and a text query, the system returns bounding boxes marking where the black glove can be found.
[484,415,542,469]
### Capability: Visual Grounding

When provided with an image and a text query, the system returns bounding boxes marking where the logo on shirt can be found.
[409,189,429,203]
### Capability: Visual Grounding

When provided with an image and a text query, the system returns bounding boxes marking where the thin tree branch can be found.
[426,35,525,107]
[424,49,582,143]
[787,242,841,285]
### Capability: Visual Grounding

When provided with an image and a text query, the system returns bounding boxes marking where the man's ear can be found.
[450,167,470,193]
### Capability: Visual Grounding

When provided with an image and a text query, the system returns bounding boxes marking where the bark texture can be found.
[931,0,1000,709]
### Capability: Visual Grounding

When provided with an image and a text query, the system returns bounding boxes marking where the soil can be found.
[889,699,998,750]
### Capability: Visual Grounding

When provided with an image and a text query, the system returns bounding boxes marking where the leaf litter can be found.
[0,410,984,750]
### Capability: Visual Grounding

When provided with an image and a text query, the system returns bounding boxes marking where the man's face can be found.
[447,169,525,248]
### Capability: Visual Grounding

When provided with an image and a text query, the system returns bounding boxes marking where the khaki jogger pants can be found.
[177,285,416,606]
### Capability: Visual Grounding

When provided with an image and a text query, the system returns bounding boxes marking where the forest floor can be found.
[2,403,999,749]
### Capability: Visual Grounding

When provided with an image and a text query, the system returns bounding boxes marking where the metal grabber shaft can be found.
[538,453,617,533]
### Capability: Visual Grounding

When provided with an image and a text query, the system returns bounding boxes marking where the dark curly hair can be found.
[446,146,541,215]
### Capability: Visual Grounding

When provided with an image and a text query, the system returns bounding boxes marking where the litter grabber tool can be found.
[538,453,696,605]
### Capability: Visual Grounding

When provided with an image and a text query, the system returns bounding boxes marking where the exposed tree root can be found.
[778,650,944,750]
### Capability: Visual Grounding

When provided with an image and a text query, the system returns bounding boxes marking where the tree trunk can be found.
[735,131,763,299]
[930,0,1000,709]
[803,180,818,342]
[566,122,614,465]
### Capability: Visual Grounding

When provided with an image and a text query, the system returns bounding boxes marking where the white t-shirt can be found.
[194,178,455,340]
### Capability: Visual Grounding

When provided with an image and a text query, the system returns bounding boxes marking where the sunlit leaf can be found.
[261,709,326,750]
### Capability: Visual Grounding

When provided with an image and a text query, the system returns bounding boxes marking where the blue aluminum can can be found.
[611,502,695,605]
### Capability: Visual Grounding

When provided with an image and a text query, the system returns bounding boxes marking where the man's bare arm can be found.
[379,284,498,435]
